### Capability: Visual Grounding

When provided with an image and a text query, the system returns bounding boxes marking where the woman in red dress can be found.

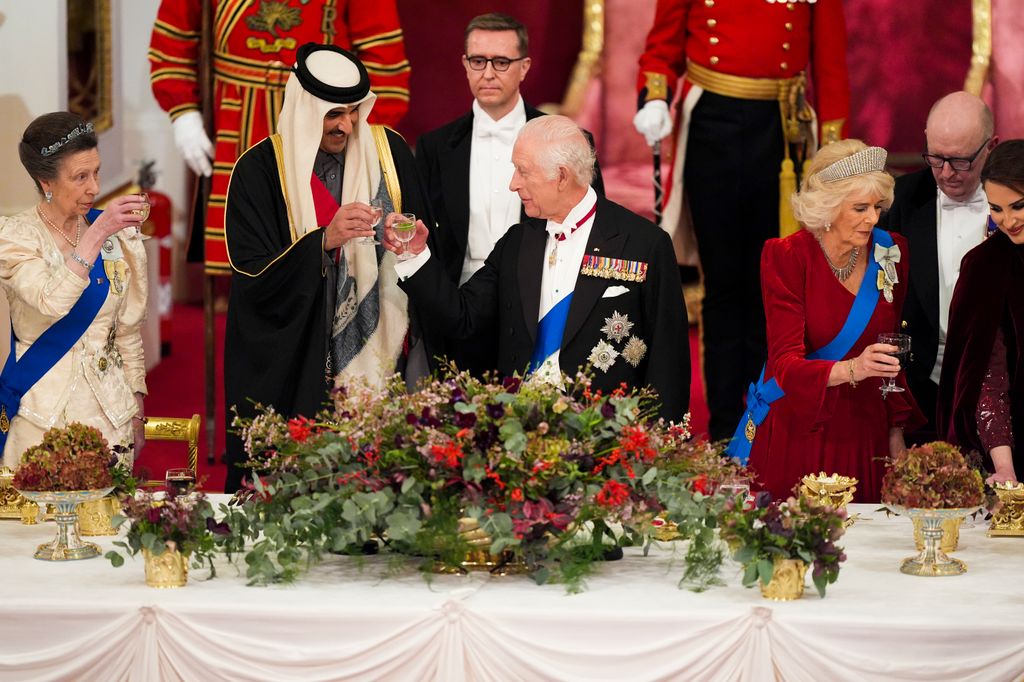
[939,140,1024,485]
[745,140,924,502]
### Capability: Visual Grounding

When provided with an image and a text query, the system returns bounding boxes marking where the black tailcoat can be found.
[399,195,690,422]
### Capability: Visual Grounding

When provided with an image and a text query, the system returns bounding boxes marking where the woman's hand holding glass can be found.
[382,212,429,261]
[847,341,902,386]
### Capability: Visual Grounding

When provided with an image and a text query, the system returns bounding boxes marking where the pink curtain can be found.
[988,0,1024,140]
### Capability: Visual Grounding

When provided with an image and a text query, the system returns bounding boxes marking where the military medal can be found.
[99,236,127,295]
[874,242,901,304]
[622,336,648,367]
[580,255,648,282]
[601,311,633,343]
[548,201,597,268]
[588,340,619,372]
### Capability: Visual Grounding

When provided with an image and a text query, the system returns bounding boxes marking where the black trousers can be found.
[684,92,782,440]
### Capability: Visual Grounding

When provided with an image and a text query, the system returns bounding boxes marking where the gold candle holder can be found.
[989,481,1024,537]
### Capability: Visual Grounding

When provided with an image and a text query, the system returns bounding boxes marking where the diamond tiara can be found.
[816,146,887,183]
[40,122,95,157]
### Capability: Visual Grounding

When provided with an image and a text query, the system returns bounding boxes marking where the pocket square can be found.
[602,285,630,298]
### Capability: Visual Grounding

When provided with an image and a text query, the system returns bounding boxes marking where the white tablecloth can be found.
[2,502,1023,682]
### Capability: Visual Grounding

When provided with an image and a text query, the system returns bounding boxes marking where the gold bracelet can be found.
[847,359,858,388]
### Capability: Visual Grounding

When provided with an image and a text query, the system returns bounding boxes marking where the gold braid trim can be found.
[371,125,402,214]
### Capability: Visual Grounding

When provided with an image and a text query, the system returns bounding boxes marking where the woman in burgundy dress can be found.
[939,140,1024,485]
[741,140,924,502]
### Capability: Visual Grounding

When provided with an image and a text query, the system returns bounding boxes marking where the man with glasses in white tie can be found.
[880,91,997,442]
[415,13,603,376]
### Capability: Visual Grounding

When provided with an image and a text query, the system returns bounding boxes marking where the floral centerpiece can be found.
[221,370,743,592]
[880,441,985,509]
[106,490,222,587]
[719,493,848,599]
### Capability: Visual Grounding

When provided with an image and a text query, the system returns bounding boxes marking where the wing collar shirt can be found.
[931,184,989,384]
[532,185,599,384]
[463,96,526,284]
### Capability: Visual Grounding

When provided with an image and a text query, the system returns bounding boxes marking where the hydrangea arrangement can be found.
[13,423,116,491]
[880,441,985,509]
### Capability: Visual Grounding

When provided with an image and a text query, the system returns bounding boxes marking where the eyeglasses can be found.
[464,55,527,72]
[922,137,991,172]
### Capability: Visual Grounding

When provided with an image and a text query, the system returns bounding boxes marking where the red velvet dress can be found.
[748,229,923,502]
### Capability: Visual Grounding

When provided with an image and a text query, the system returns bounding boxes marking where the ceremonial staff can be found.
[652,140,663,227]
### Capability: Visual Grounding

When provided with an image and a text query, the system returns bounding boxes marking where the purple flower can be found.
[601,402,616,419]
[754,491,772,509]
[405,413,418,425]
[455,411,477,428]
[486,403,505,420]
[502,376,521,393]
[206,517,231,536]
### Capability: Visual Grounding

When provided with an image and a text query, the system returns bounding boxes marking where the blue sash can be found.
[529,293,573,373]
[0,208,109,451]
[726,228,894,463]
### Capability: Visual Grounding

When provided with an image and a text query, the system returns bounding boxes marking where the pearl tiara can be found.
[816,146,887,183]
[40,122,95,157]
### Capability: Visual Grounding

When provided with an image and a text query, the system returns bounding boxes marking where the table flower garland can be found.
[220,371,743,592]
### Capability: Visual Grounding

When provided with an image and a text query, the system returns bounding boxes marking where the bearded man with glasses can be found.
[879,91,998,442]
[415,13,603,377]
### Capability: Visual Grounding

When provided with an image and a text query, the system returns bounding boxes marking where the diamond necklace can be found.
[37,205,82,247]
[817,237,859,282]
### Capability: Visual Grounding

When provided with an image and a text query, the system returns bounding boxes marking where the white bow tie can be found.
[940,192,986,210]
[475,118,518,146]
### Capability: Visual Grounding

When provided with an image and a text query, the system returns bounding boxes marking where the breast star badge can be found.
[601,311,633,343]
[588,340,619,372]
[622,336,648,367]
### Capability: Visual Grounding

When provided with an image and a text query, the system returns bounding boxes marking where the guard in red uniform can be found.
[148,0,411,274]
[633,0,849,440]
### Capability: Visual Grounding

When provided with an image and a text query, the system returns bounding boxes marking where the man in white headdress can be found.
[222,43,431,491]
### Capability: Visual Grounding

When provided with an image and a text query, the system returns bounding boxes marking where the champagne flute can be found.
[393,212,417,261]
[359,198,384,245]
[877,332,911,397]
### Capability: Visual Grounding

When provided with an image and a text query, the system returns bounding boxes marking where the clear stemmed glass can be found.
[393,212,417,261]
[359,198,384,245]
[878,332,911,397]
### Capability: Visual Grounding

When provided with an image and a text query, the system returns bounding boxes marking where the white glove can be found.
[172,111,214,177]
[632,100,673,147]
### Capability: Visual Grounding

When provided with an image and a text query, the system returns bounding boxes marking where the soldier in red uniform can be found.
[148,0,410,274]
[633,0,849,441]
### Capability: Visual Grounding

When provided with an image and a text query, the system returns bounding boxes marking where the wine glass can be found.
[878,332,911,397]
[128,192,151,240]
[393,212,417,261]
[165,468,196,497]
[718,476,751,503]
[359,198,384,245]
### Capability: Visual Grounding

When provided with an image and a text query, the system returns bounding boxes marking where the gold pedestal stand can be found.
[989,482,1024,537]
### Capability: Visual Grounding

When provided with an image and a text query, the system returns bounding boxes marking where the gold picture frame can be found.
[67,0,113,133]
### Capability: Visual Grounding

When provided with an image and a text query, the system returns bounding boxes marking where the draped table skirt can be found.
[2,502,1023,682]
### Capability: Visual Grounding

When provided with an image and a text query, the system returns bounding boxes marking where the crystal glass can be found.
[165,468,196,497]
[358,198,384,245]
[718,476,751,502]
[393,212,417,262]
[878,333,911,397]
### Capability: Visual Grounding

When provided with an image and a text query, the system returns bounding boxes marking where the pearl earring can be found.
[824,223,831,232]
[45,190,52,203]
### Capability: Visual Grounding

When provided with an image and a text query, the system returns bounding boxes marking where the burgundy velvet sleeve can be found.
[976,328,1014,451]
[761,238,835,427]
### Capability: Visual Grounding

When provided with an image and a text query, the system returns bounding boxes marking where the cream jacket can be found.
[0,208,147,465]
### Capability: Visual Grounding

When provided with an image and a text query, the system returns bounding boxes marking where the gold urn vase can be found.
[143,542,190,588]
[989,482,1024,536]
[759,557,807,601]
[78,495,121,536]
[432,516,527,576]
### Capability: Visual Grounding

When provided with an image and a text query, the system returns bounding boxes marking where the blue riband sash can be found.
[0,208,108,451]
[726,228,894,463]
[529,293,573,373]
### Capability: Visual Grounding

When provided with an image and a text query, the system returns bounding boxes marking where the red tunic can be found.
[636,0,849,136]
[149,0,410,274]
[748,230,923,502]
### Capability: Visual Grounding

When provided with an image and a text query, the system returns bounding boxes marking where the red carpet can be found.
[138,304,710,491]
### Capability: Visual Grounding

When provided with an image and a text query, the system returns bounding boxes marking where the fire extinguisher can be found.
[138,161,173,357]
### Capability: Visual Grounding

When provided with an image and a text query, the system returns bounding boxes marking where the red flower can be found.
[511,488,524,502]
[430,441,464,468]
[288,417,313,443]
[485,470,506,490]
[691,473,710,495]
[595,480,631,507]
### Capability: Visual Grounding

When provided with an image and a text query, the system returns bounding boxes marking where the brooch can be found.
[601,311,633,343]
[874,243,901,303]
[588,340,619,372]
[622,336,648,368]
